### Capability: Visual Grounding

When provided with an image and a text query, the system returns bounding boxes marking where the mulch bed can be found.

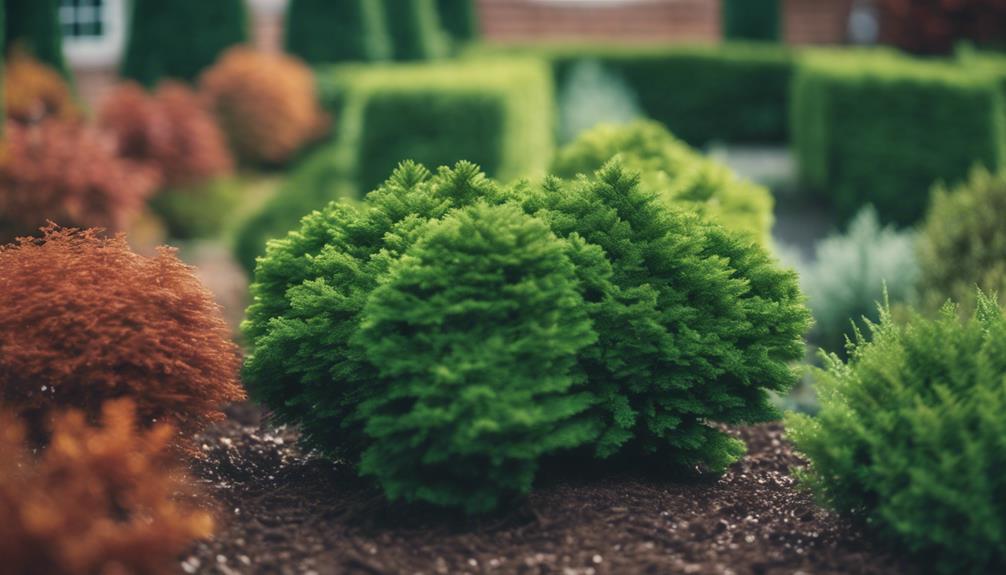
[185,405,915,575]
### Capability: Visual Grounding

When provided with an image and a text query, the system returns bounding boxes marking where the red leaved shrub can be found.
[0,399,213,575]
[0,121,158,240]
[98,81,234,188]
[200,47,329,165]
[0,226,244,441]
[879,0,1006,54]
[3,50,80,125]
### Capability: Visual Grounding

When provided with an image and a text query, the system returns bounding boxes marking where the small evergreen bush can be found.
[918,167,1006,314]
[122,0,247,87]
[244,160,809,510]
[383,0,448,61]
[356,202,598,512]
[787,294,1006,574]
[286,0,391,64]
[795,206,919,354]
[551,121,774,247]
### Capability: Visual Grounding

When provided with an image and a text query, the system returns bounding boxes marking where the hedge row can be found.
[465,43,795,146]
[792,51,1006,225]
[319,58,554,195]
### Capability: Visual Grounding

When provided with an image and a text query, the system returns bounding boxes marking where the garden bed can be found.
[185,405,912,575]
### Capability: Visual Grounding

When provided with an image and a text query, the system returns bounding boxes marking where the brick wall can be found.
[783,0,852,45]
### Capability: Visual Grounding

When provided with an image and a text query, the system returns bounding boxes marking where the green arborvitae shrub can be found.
[464,43,794,146]
[3,0,66,75]
[322,58,554,195]
[787,294,1006,574]
[356,202,598,512]
[918,167,1006,314]
[122,0,247,87]
[435,0,478,42]
[793,206,919,355]
[243,160,809,509]
[383,0,448,61]
[551,121,774,248]
[792,51,1006,225]
[722,0,780,41]
[285,0,391,64]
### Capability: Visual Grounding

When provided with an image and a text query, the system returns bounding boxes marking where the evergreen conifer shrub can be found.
[244,160,809,510]
[356,203,599,512]
[286,0,391,64]
[551,121,774,248]
[918,167,1006,314]
[436,0,478,41]
[383,0,448,61]
[3,0,67,77]
[788,294,1006,573]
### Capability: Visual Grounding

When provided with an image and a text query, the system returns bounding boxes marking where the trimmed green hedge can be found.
[319,58,554,195]
[465,43,794,146]
[723,0,779,41]
[793,51,1006,225]
[122,0,248,87]
[4,0,66,75]
[383,0,448,61]
[285,0,391,64]
[436,0,478,41]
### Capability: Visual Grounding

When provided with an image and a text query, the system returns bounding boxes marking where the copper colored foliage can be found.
[879,0,1006,54]
[0,121,158,239]
[98,81,234,188]
[3,49,80,125]
[200,47,329,165]
[0,226,245,440]
[0,399,213,575]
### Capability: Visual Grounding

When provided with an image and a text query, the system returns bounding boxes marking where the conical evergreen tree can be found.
[286,0,391,64]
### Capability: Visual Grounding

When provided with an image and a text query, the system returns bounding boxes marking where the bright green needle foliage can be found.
[513,163,808,467]
[551,121,774,248]
[356,203,599,512]
[788,293,1006,574]
[918,167,1006,315]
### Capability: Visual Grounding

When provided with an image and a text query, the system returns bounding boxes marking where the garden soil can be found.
[185,404,914,575]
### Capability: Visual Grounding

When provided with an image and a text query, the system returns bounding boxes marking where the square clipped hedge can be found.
[465,42,794,146]
[793,52,1006,225]
[319,58,554,193]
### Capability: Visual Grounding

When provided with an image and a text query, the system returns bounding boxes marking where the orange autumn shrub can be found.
[0,399,213,575]
[0,121,157,240]
[0,226,244,441]
[4,50,79,125]
[200,47,329,165]
[98,81,234,187]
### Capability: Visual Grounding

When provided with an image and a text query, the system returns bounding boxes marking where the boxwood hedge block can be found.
[792,52,1006,225]
[322,59,554,194]
[465,43,794,146]
[285,0,391,64]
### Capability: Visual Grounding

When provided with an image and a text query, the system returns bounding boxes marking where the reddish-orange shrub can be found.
[0,121,158,240]
[879,0,1006,54]
[0,399,214,575]
[0,226,244,439]
[200,47,329,165]
[3,50,80,125]
[98,81,234,187]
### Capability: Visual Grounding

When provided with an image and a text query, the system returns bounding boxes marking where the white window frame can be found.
[61,0,126,68]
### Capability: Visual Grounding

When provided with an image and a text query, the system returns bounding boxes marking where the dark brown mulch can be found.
[184,405,914,575]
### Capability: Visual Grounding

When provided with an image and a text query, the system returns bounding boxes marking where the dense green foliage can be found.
[233,143,356,273]
[918,168,1006,314]
[319,59,554,195]
[551,121,774,248]
[792,52,1006,224]
[723,0,779,41]
[435,0,478,41]
[466,43,794,145]
[791,207,918,355]
[788,295,1006,573]
[149,179,242,240]
[3,0,66,75]
[243,159,809,510]
[122,0,247,87]
[383,0,448,61]
[285,0,391,64]
[356,202,597,512]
